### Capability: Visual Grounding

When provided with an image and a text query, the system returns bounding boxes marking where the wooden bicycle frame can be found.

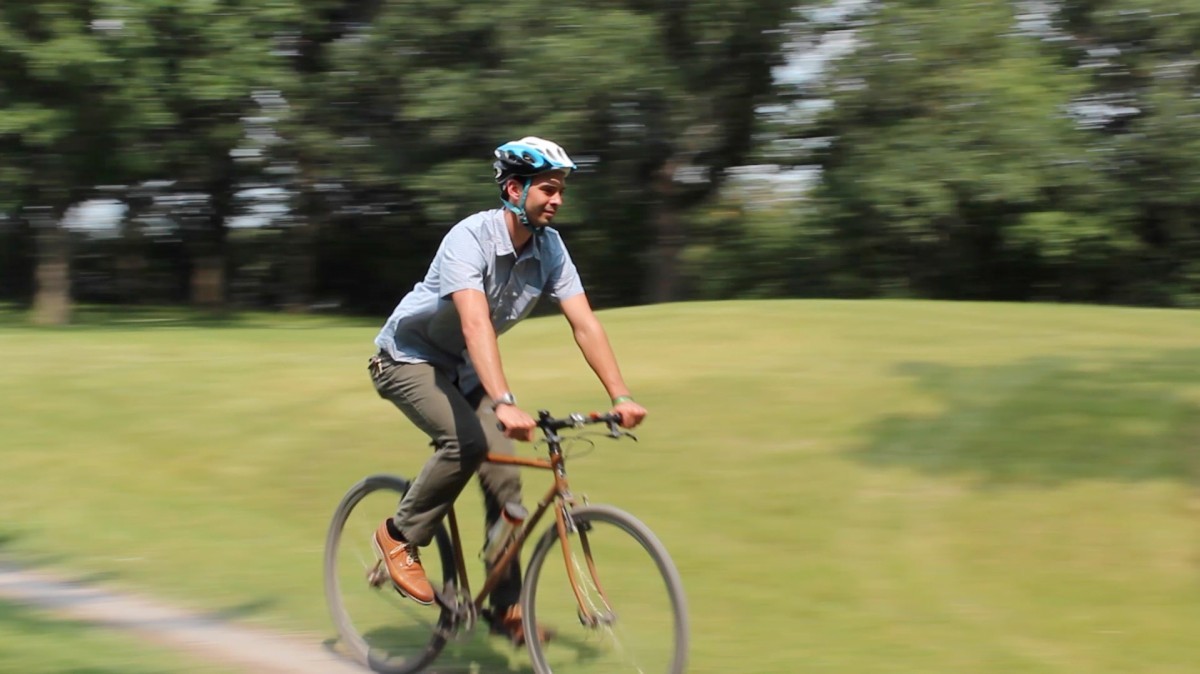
[441,437,608,622]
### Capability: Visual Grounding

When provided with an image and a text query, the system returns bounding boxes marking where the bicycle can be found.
[323,408,689,674]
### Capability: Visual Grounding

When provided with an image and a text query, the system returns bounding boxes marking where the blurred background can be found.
[3,3,1199,674]
[4,0,1198,325]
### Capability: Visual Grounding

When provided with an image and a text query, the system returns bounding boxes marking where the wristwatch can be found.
[491,392,517,411]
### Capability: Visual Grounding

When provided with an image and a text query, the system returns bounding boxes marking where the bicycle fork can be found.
[554,500,617,628]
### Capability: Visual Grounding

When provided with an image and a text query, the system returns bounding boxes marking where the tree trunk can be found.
[645,160,685,304]
[191,254,225,309]
[31,208,71,326]
[119,190,152,304]
[281,184,321,313]
[191,159,236,311]
[116,252,148,304]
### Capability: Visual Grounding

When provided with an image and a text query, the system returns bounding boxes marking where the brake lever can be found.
[605,419,638,441]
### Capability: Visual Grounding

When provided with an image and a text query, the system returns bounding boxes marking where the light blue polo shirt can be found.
[375,208,585,392]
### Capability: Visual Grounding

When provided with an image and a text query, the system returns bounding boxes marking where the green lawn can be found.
[1,299,1197,673]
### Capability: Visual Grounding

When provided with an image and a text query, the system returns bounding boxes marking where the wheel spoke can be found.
[323,476,455,674]
[568,549,651,674]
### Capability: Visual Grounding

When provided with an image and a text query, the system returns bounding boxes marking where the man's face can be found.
[506,170,567,227]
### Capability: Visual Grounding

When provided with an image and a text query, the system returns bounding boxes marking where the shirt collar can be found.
[489,208,542,261]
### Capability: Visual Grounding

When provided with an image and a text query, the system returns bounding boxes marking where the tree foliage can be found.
[782,0,1200,305]
[2,0,1199,318]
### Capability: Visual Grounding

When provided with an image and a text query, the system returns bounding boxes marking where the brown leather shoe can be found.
[372,519,435,605]
[489,604,553,647]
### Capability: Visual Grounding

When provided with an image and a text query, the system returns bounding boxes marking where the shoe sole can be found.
[487,615,555,648]
[371,533,435,606]
[488,628,556,649]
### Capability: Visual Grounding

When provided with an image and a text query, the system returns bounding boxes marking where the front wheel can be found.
[323,474,456,674]
[523,504,689,674]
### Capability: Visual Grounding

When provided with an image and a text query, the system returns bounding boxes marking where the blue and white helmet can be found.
[493,137,577,230]
[493,136,577,184]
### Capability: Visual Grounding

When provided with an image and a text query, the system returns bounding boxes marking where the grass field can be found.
[1,299,1197,673]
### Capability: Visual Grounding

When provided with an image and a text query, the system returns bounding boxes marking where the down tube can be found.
[473,483,558,610]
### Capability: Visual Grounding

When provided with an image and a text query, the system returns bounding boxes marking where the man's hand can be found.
[611,400,647,429]
[495,404,537,442]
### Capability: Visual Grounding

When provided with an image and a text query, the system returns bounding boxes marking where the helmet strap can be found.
[500,178,538,232]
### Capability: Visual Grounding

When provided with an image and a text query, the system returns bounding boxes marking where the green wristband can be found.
[612,395,635,405]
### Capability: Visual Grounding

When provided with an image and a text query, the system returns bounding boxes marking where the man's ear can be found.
[504,177,527,202]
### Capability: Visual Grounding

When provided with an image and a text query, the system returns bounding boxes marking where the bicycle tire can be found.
[323,474,456,674]
[522,504,689,674]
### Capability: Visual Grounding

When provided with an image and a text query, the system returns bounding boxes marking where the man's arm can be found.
[451,288,510,401]
[559,293,647,428]
[451,288,536,440]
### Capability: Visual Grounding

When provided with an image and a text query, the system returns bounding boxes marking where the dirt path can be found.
[0,562,368,674]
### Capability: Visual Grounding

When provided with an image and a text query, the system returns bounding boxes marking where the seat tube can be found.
[445,504,471,597]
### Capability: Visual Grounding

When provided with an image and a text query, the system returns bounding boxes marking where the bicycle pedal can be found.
[434,588,462,611]
[365,561,389,588]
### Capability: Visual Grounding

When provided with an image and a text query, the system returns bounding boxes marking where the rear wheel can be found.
[323,474,456,674]
[523,504,689,674]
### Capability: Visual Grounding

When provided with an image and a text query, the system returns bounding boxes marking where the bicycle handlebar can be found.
[538,410,622,432]
[496,409,626,437]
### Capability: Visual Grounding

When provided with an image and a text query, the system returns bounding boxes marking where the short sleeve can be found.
[436,225,488,298]
[547,245,585,302]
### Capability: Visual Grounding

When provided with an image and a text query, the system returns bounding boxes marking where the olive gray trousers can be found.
[368,354,523,609]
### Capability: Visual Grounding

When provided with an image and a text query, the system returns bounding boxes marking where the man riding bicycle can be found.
[367,136,647,646]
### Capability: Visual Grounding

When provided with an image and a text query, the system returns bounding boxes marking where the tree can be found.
[282,0,798,308]
[1050,0,1200,305]
[628,0,799,303]
[0,2,156,324]
[136,1,297,310]
[1,2,296,322]
[2,1,810,314]
[793,0,1112,300]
